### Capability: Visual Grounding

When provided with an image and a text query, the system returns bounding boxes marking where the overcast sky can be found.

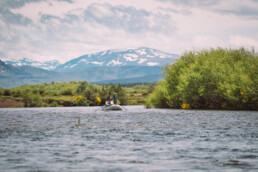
[1,0,258,63]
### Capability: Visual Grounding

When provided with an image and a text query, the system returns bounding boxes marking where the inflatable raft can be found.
[102,101,122,111]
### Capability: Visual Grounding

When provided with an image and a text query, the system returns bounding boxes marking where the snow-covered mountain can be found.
[55,47,179,72]
[0,47,180,87]
[1,58,61,70]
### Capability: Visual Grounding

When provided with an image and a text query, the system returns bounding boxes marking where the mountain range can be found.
[0,47,179,88]
[55,47,178,72]
[1,58,60,70]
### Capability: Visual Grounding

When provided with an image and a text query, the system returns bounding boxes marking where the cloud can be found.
[214,0,258,19]
[0,0,257,63]
[229,35,258,48]
[83,3,176,34]
[0,8,32,26]
[157,0,220,7]
[0,0,73,9]
[158,0,258,19]
[0,0,44,9]
[56,0,74,3]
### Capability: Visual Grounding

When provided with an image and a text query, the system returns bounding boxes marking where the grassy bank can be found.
[0,81,153,108]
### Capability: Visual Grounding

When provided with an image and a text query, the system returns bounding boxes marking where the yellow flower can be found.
[74,96,82,102]
[96,97,101,103]
[181,103,191,109]
[96,97,101,105]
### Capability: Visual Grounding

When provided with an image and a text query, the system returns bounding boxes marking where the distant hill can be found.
[93,74,162,84]
[2,58,60,70]
[55,47,178,72]
[64,66,162,82]
[0,60,60,88]
[0,60,163,88]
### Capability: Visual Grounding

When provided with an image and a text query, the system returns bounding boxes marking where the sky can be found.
[0,0,258,63]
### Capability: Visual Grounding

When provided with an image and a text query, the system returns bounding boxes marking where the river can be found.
[0,106,257,171]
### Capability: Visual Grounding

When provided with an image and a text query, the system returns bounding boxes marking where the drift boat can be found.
[102,101,123,111]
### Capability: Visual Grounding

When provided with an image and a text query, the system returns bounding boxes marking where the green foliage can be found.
[74,96,90,106]
[12,90,22,97]
[4,89,11,96]
[98,86,108,105]
[76,81,88,93]
[111,84,128,105]
[147,80,170,108]
[144,98,152,108]
[149,48,258,110]
[148,85,154,93]
[22,90,43,107]
[3,80,149,107]
[83,89,96,105]
[133,85,148,90]
[60,88,73,95]
[0,88,4,96]
[50,101,59,107]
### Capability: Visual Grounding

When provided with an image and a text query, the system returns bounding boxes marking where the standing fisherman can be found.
[107,92,112,105]
[113,93,119,104]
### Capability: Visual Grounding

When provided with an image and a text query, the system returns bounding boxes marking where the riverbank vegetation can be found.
[1,48,257,110]
[0,81,152,107]
[146,48,258,110]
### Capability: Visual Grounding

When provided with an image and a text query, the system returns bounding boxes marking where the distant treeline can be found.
[146,48,258,110]
[96,82,156,87]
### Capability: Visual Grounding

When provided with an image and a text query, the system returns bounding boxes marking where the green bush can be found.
[22,91,43,107]
[4,89,11,96]
[149,48,258,110]
[147,80,170,108]
[12,90,22,97]
[74,96,89,106]
[76,81,88,93]
[60,88,73,95]
[0,88,4,96]
[50,101,59,107]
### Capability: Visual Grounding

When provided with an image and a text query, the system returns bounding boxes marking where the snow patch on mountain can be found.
[147,55,154,58]
[2,58,61,70]
[107,57,123,66]
[79,59,88,63]
[92,61,103,65]
[124,54,138,61]
[138,59,147,64]
[135,48,147,55]
[70,64,78,69]
[54,47,179,72]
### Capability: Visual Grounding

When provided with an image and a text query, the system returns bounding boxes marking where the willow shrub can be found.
[149,48,258,110]
[22,91,43,107]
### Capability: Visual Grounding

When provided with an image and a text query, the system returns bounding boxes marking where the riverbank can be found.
[0,81,152,108]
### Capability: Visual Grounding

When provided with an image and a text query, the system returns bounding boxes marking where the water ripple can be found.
[0,106,257,171]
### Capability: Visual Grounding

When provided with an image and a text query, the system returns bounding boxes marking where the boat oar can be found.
[95,107,102,111]
[121,106,128,111]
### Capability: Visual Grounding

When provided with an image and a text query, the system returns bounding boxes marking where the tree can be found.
[76,81,88,93]
[148,48,258,110]
[22,90,43,107]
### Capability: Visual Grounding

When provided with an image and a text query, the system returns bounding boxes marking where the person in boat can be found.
[107,92,112,105]
[113,93,119,104]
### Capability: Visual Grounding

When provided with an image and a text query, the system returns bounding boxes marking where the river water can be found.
[0,106,257,171]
